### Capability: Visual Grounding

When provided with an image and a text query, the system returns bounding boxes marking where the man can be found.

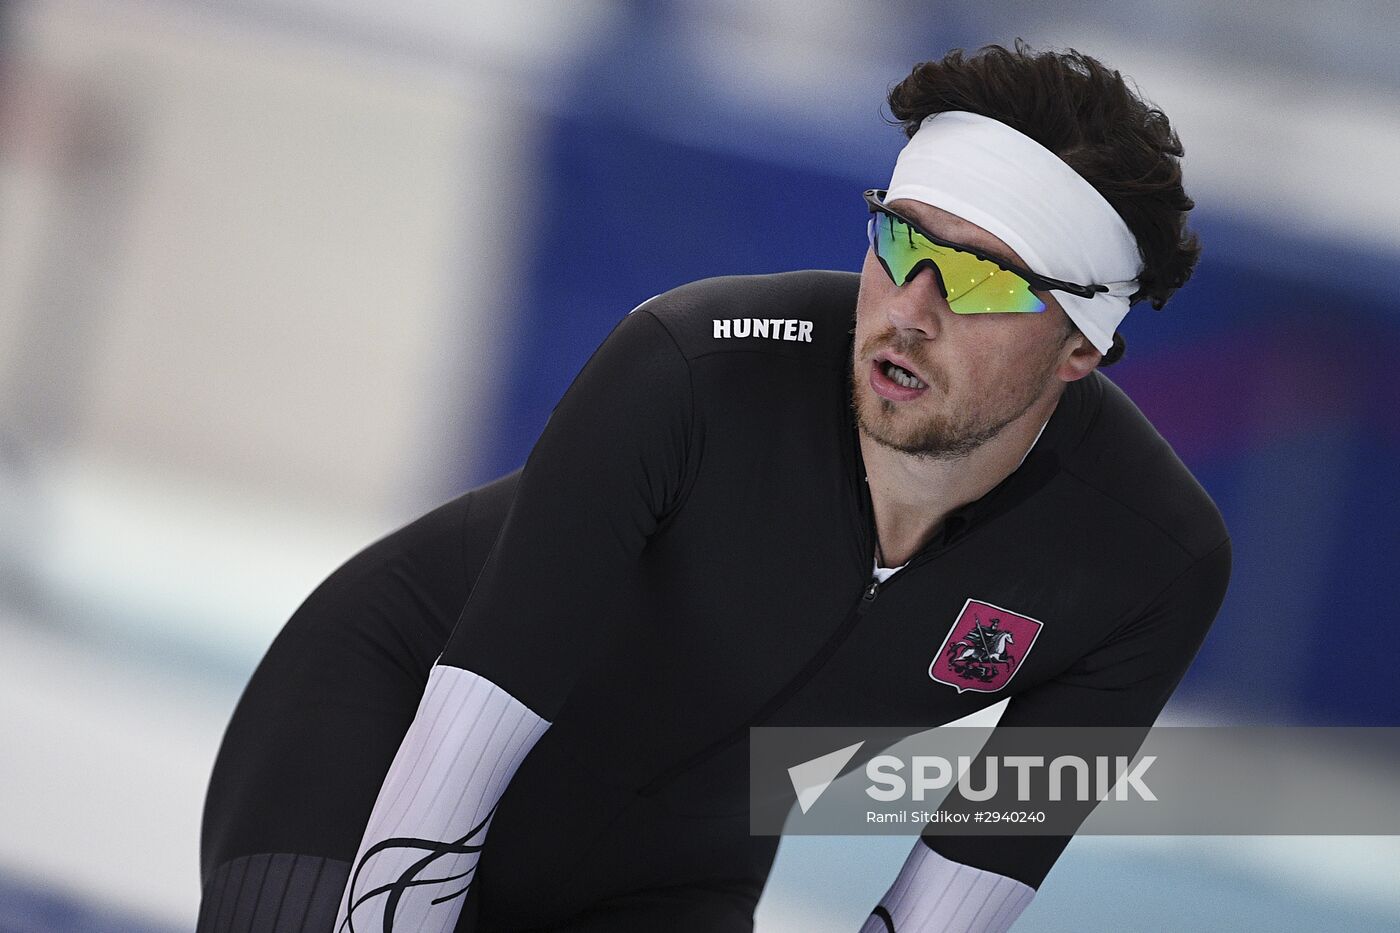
[199,41,1229,932]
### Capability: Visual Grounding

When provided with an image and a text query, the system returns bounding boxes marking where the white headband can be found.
[885,111,1142,354]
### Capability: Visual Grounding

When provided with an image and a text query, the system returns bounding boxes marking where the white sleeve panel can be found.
[858,841,1035,933]
[334,665,550,933]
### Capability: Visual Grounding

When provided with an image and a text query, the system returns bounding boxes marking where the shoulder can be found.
[628,270,859,371]
[1056,371,1229,563]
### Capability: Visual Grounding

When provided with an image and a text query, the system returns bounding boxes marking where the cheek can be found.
[853,253,890,347]
[958,314,1056,367]
[945,337,1027,398]
[854,251,887,317]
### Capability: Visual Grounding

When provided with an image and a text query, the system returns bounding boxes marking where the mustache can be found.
[857,327,949,393]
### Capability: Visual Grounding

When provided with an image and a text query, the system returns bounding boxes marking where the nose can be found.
[886,263,949,337]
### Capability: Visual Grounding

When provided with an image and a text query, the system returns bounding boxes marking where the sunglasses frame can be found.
[864,189,1108,301]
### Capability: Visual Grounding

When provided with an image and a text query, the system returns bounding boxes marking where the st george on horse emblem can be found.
[929,599,1043,693]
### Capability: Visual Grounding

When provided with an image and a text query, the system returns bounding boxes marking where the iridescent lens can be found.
[868,213,1046,314]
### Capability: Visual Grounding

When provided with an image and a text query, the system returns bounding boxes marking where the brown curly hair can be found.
[887,40,1201,366]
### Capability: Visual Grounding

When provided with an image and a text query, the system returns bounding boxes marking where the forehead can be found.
[886,197,1029,270]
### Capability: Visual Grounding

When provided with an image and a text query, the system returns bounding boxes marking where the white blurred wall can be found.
[0,0,593,660]
[0,0,605,923]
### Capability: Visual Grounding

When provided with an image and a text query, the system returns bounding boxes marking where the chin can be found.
[859,401,938,451]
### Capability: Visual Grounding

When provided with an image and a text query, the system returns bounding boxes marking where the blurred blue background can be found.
[1,0,1396,930]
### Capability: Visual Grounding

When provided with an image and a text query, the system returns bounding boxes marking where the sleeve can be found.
[333,307,693,933]
[860,536,1232,932]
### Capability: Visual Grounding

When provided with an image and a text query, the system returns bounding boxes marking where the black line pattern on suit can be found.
[340,803,495,933]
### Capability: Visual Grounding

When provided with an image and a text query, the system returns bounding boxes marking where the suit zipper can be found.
[636,454,958,797]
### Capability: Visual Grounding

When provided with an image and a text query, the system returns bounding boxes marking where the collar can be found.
[842,365,1103,550]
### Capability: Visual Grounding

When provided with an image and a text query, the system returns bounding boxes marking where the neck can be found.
[861,391,1060,567]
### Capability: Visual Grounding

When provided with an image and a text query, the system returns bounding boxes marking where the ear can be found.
[1055,331,1102,383]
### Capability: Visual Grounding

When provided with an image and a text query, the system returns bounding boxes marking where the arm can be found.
[861,537,1232,932]
[857,844,1033,933]
[335,306,693,933]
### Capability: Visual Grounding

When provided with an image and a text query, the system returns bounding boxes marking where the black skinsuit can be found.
[199,271,1230,932]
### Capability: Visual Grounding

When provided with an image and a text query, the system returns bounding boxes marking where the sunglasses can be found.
[864,188,1109,314]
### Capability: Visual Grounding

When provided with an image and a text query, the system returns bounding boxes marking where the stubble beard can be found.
[850,330,1058,462]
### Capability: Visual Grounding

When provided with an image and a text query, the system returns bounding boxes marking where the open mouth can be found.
[879,359,927,389]
[869,354,931,402]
